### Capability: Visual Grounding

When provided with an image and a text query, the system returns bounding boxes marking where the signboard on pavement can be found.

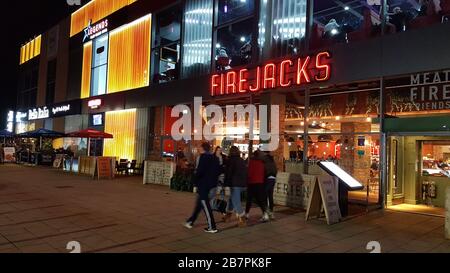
[306,175,342,225]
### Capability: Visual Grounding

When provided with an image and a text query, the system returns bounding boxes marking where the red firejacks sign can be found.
[210,51,331,97]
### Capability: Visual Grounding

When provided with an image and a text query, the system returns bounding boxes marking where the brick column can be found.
[340,122,372,185]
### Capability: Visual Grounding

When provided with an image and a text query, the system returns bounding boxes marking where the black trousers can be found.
[187,193,216,230]
[265,178,276,212]
[245,184,267,215]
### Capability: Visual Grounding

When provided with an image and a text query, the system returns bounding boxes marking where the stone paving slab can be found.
[0,164,450,253]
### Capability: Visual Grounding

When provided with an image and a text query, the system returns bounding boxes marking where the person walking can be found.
[262,152,278,220]
[223,146,248,227]
[246,150,270,222]
[184,142,221,233]
[210,146,227,212]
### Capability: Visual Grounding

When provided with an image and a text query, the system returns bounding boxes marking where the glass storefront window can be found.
[302,87,381,206]
[218,0,255,25]
[215,18,254,70]
[306,132,381,205]
[259,0,307,59]
[422,140,450,178]
[181,0,214,79]
[152,4,182,83]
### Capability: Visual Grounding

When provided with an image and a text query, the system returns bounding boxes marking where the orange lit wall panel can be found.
[107,15,151,94]
[20,47,25,64]
[20,35,42,65]
[70,0,137,37]
[80,42,93,99]
[34,35,41,57]
[104,109,137,161]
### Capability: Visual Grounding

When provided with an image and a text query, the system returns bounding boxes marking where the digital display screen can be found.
[318,161,364,190]
[92,114,103,126]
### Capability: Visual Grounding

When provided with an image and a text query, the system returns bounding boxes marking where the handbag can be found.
[213,198,228,214]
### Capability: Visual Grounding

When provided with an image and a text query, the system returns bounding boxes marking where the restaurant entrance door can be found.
[387,133,450,216]
[388,136,406,205]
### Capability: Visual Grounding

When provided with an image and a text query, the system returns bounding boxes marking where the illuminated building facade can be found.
[14,0,450,212]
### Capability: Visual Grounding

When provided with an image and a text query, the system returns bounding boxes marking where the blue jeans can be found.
[227,187,246,216]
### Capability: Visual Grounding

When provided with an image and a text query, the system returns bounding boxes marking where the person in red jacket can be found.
[245,150,270,222]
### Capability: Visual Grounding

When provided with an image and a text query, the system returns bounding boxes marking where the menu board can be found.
[95,157,114,180]
[53,154,64,168]
[78,156,97,177]
[318,176,342,224]
[3,147,16,163]
[306,176,342,225]
[143,161,175,186]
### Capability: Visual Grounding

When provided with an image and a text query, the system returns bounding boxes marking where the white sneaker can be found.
[204,228,219,234]
[260,213,270,222]
[268,211,275,220]
[183,222,193,229]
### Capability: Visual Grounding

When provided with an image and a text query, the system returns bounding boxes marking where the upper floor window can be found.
[91,34,109,96]
[46,59,57,105]
[152,4,182,84]
[385,0,449,33]
[215,0,256,71]
[259,0,307,59]
[218,0,255,25]
[181,0,214,79]
[312,1,367,49]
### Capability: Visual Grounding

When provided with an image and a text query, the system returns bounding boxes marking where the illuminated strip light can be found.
[273,17,307,24]
[80,41,93,99]
[107,14,152,93]
[103,109,137,161]
[210,51,332,97]
[19,35,42,65]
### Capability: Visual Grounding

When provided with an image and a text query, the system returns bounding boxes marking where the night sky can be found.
[0,0,89,129]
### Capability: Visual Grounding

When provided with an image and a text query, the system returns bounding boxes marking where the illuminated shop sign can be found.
[88,99,102,109]
[25,100,81,121]
[210,51,332,97]
[28,107,49,120]
[15,112,27,123]
[92,114,103,126]
[6,111,14,132]
[83,19,109,42]
[52,104,71,115]
[385,70,450,114]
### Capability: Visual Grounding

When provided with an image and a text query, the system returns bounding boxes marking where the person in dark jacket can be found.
[262,152,278,220]
[246,150,269,222]
[223,146,248,227]
[184,142,221,233]
[210,146,228,211]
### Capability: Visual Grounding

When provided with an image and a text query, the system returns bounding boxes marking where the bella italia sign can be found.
[25,100,81,121]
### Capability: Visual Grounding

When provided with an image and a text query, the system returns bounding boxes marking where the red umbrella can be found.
[66,129,113,139]
[66,129,113,156]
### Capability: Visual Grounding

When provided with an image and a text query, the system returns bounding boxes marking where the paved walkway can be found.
[0,164,449,253]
